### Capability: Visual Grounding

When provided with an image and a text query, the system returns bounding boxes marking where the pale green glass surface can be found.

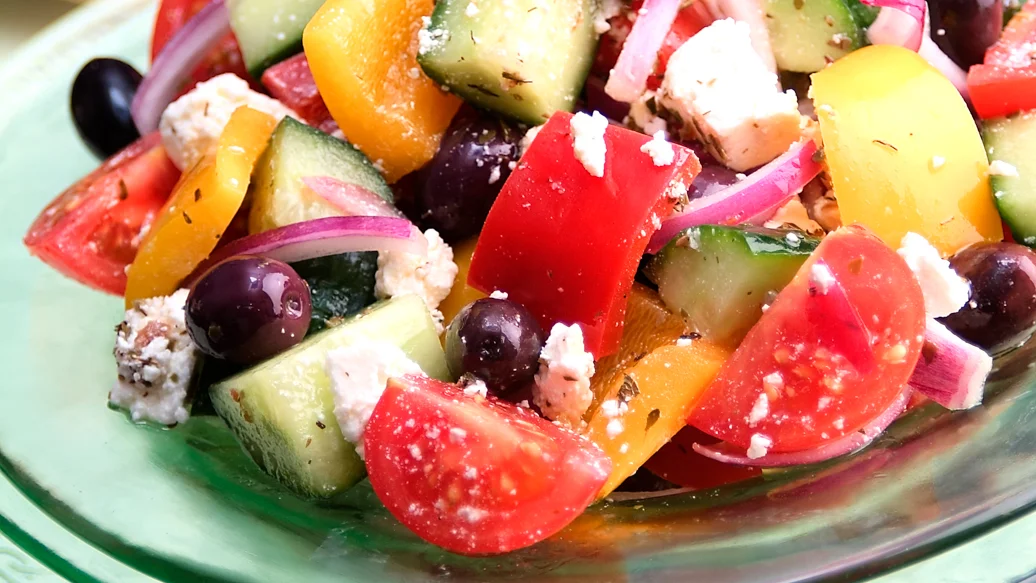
[3,2,1036,582]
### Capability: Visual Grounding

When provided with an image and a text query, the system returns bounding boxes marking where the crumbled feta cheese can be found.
[746,433,771,459]
[159,74,299,170]
[533,323,596,427]
[593,0,624,35]
[748,393,769,426]
[659,19,803,172]
[809,262,837,294]
[606,418,625,438]
[519,125,542,156]
[569,111,610,178]
[627,91,667,136]
[462,378,489,398]
[897,232,970,318]
[326,342,422,458]
[408,67,421,80]
[417,18,449,55]
[640,131,675,166]
[488,165,501,184]
[676,336,694,347]
[763,371,784,393]
[465,2,479,16]
[989,160,1020,177]
[375,229,459,333]
[600,398,628,418]
[930,155,946,170]
[110,289,199,426]
[490,290,509,300]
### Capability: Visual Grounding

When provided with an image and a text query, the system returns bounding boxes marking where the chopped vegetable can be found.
[909,319,990,410]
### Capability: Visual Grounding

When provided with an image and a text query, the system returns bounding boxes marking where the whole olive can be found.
[929,0,1004,68]
[186,256,312,364]
[70,58,142,158]
[940,242,1036,354]
[445,298,544,396]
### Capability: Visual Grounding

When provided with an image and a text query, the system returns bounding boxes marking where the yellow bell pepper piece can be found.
[438,237,486,332]
[125,107,277,306]
[811,45,1002,256]
[303,0,462,183]
[585,340,730,499]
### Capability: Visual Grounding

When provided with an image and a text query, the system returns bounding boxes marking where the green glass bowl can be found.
[4,1,1036,581]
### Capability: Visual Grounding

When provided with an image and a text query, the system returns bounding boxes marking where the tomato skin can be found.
[151,0,250,91]
[260,54,339,135]
[643,427,761,490]
[24,133,180,295]
[363,375,611,555]
[467,111,700,357]
[968,3,1036,119]
[688,226,926,453]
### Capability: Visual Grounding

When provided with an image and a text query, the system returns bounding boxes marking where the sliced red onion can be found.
[862,0,926,52]
[692,387,913,467]
[647,140,822,254]
[908,319,990,410]
[919,36,970,101]
[605,0,682,103]
[807,260,876,374]
[131,0,231,134]
[187,216,420,285]
[302,176,404,218]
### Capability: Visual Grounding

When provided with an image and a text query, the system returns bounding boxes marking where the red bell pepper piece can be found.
[968,3,1036,119]
[467,112,701,358]
[261,53,340,135]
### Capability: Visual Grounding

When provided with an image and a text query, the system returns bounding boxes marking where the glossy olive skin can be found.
[445,298,545,396]
[929,0,1004,68]
[413,106,523,242]
[186,256,312,364]
[70,58,143,159]
[940,243,1036,354]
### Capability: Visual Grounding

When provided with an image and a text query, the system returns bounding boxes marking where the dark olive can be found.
[71,58,143,158]
[929,0,1004,68]
[445,298,544,396]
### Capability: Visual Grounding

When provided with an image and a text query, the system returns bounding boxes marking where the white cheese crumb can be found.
[640,130,675,166]
[110,289,199,426]
[569,111,610,178]
[748,393,770,427]
[457,505,487,523]
[606,418,625,438]
[619,443,629,454]
[747,433,772,459]
[488,165,501,184]
[450,427,468,442]
[676,336,694,347]
[159,73,300,170]
[519,125,542,156]
[833,417,845,430]
[763,371,784,393]
[417,17,449,55]
[930,155,946,170]
[465,2,479,16]
[375,229,459,333]
[533,323,596,427]
[626,91,667,135]
[462,379,489,398]
[809,263,837,294]
[326,342,422,459]
[989,160,1020,177]
[897,232,971,318]
[408,67,421,80]
[593,0,624,34]
[490,290,509,300]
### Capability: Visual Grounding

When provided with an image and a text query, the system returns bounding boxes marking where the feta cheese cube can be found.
[626,91,668,136]
[659,19,803,172]
[375,229,459,333]
[533,323,596,427]
[897,232,971,317]
[159,73,300,170]
[326,342,423,458]
[110,289,199,426]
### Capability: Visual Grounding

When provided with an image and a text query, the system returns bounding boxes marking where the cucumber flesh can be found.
[227,0,325,77]
[983,111,1036,247]
[210,295,451,500]
[765,0,867,73]
[417,0,598,125]
[248,116,393,234]
[646,225,819,346]
[291,252,378,333]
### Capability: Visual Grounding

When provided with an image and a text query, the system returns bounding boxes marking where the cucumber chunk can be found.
[291,252,378,333]
[417,0,599,125]
[210,295,451,500]
[983,112,1036,246]
[248,116,393,234]
[646,225,819,346]
[227,0,325,77]
[764,0,867,72]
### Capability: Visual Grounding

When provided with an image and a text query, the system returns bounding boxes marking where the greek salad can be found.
[22,0,1036,556]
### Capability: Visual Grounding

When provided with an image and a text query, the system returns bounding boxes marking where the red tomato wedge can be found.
[467,111,700,357]
[968,3,1036,119]
[688,226,926,453]
[24,133,181,295]
[364,375,611,555]
[644,427,761,490]
[152,0,250,92]
[983,1,1036,68]
[260,54,340,135]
